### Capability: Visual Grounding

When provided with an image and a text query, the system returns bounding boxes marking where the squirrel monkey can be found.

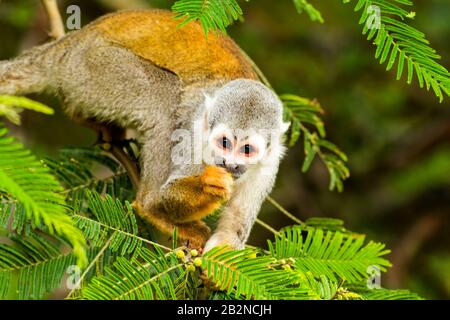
[0,9,289,251]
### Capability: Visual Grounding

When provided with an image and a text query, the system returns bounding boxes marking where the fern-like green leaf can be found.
[73,191,142,256]
[202,246,313,299]
[0,126,87,266]
[351,286,424,300]
[268,225,391,283]
[282,94,350,191]
[80,247,183,300]
[293,0,324,23]
[345,0,450,102]
[0,232,76,299]
[0,95,53,125]
[172,0,243,35]
[44,147,134,209]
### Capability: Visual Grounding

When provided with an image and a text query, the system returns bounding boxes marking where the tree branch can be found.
[41,0,65,39]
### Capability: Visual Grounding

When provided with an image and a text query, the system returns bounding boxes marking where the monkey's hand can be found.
[200,165,233,200]
[204,232,243,253]
[161,165,233,222]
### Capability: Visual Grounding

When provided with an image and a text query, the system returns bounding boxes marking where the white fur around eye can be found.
[208,124,231,143]
[235,134,267,164]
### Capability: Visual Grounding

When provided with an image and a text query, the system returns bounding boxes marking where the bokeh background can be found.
[0,0,449,299]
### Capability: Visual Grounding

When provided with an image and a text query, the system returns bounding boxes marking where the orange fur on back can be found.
[94,9,258,85]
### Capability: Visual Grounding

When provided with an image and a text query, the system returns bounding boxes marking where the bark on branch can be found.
[41,0,65,39]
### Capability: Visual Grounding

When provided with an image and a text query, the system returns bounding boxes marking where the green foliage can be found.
[202,246,313,299]
[0,95,54,125]
[80,247,183,300]
[282,94,350,191]
[0,232,76,299]
[0,144,423,299]
[172,0,244,35]
[0,126,87,266]
[293,0,324,23]
[73,191,142,256]
[268,225,391,283]
[344,0,450,102]
[171,0,450,102]
[0,145,421,300]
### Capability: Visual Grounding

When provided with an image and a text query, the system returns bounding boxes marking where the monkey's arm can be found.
[204,165,278,252]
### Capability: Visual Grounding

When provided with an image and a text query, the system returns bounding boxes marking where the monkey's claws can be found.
[201,165,233,200]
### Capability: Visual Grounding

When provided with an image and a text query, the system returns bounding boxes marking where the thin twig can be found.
[266,196,305,225]
[255,218,279,235]
[66,235,114,299]
[41,0,65,39]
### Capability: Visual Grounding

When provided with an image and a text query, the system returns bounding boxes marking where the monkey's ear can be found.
[281,121,291,134]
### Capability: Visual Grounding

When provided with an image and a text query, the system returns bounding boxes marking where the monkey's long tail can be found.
[0,41,60,96]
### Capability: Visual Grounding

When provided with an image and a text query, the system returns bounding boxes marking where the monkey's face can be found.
[203,123,268,178]
[201,79,289,178]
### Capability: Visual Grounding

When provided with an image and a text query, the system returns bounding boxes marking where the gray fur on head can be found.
[205,79,284,132]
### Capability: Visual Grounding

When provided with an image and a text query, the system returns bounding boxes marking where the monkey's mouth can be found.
[225,166,247,179]
[214,159,247,178]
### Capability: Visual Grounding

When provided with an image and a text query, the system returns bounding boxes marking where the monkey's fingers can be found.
[201,166,233,200]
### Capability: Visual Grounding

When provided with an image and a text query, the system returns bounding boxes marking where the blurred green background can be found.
[0,0,449,299]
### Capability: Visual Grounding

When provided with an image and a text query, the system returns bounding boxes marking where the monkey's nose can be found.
[228,164,247,178]
[217,159,247,178]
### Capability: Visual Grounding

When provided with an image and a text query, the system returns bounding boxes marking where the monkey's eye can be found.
[240,144,256,157]
[217,137,233,150]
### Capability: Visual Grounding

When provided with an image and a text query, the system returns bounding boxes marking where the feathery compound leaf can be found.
[172,0,244,35]
[268,225,391,283]
[73,190,142,256]
[80,247,184,300]
[347,285,424,300]
[281,94,349,192]
[293,0,323,23]
[202,246,313,299]
[0,232,76,299]
[361,288,423,300]
[0,126,87,266]
[344,0,450,102]
[293,0,324,23]
[0,95,53,125]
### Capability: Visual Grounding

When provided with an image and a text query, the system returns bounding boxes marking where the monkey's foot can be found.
[201,166,233,200]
